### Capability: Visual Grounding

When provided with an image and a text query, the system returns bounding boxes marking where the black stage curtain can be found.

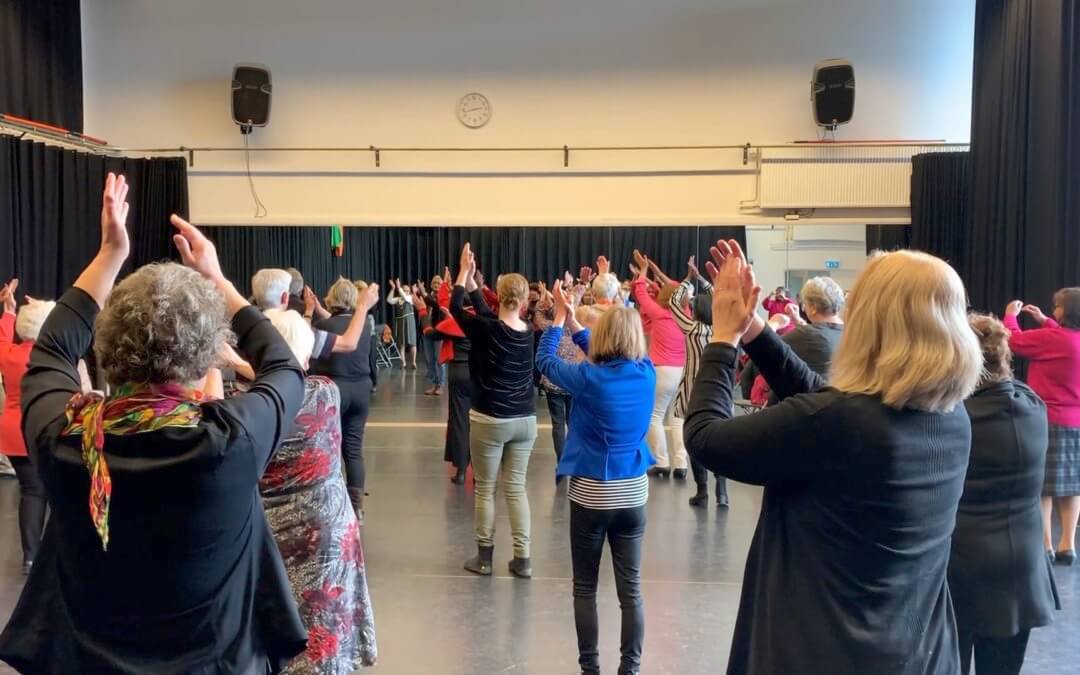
[204,225,746,326]
[0,0,83,131]
[967,0,1080,314]
[865,225,912,255]
[0,136,188,300]
[909,152,971,275]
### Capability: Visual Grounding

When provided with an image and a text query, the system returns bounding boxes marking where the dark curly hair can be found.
[968,312,1012,385]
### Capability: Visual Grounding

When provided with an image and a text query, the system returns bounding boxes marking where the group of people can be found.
[0,172,1076,675]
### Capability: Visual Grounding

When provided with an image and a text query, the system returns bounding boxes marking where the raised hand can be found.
[171,215,225,283]
[413,291,427,313]
[1005,300,1024,317]
[563,270,574,287]
[784,302,805,325]
[303,286,318,315]
[100,172,131,261]
[360,283,381,311]
[596,256,610,276]
[552,280,576,325]
[687,255,699,281]
[632,250,650,280]
[0,279,17,314]
[706,239,763,346]
[1022,304,1049,325]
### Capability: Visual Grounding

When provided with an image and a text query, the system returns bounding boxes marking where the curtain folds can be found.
[967,0,1080,313]
[0,136,188,301]
[865,225,912,255]
[0,0,83,131]
[909,152,971,276]
[204,225,747,325]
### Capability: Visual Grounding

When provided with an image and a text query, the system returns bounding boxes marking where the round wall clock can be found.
[457,93,492,129]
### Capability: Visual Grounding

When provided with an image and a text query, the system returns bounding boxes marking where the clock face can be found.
[457,93,491,129]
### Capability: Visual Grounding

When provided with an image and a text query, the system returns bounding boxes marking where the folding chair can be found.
[374,324,403,368]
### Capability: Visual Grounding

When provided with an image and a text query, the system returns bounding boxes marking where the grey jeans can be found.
[470,415,538,558]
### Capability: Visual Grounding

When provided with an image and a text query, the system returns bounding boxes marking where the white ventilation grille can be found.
[758,144,967,209]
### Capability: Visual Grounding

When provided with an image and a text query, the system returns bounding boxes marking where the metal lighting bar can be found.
[120,140,968,168]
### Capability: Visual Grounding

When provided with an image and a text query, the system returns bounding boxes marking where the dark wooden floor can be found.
[1,368,1078,673]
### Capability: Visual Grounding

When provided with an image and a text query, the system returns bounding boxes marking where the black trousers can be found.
[958,628,1030,675]
[545,391,572,462]
[690,455,727,495]
[335,376,372,492]
[9,456,46,564]
[570,501,646,675]
[445,362,471,469]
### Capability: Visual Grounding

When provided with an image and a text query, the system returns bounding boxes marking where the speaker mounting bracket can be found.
[370,145,380,168]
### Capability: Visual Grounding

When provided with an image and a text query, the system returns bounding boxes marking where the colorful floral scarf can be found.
[63,383,209,550]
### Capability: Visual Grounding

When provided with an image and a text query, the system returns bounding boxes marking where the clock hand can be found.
[463,107,485,113]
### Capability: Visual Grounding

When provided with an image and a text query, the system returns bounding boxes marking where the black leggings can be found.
[570,502,646,675]
[546,392,572,462]
[690,455,727,495]
[445,362,471,469]
[958,628,1030,675]
[335,377,372,492]
[9,456,47,564]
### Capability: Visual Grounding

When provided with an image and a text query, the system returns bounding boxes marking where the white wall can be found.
[81,0,974,226]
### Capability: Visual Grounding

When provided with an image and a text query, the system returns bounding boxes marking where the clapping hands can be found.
[705,239,763,346]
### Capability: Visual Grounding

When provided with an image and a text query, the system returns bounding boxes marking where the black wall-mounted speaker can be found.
[811,59,855,129]
[231,64,272,133]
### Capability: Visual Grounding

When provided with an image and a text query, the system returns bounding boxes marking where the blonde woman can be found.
[450,244,537,578]
[535,282,654,675]
[685,243,982,675]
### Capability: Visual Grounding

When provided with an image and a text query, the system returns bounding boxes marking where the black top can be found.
[781,321,843,378]
[0,288,307,674]
[450,285,534,418]
[685,328,969,675]
[949,379,1059,636]
[309,311,376,385]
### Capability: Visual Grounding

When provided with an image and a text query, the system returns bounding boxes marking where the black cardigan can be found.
[685,328,969,675]
[450,285,534,418]
[949,379,1059,637]
[0,288,307,674]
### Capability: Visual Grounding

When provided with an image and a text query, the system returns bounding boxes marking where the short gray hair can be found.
[265,308,314,365]
[801,276,845,316]
[95,263,232,386]
[15,299,56,342]
[591,273,619,302]
[252,268,292,310]
[286,267,304,295]
[326,277,358,312]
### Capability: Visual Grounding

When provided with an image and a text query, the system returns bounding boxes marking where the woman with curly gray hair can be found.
[0,173,308,675]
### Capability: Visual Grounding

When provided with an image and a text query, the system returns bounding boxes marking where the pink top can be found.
[631,279,686,367]
[1004,314,1080,427]
[763,296,797,318]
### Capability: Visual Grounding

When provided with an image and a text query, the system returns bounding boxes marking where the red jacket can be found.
[0,312,32,456]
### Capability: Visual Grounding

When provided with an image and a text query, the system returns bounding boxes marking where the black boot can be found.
[647,466,671,479]
[451,466,466,485]
[689,486,708,508]
[347,487,365,526]
[464,545,494,576]
[508,556,532,579]
[716,476,729,509]
[672,468,688,480]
